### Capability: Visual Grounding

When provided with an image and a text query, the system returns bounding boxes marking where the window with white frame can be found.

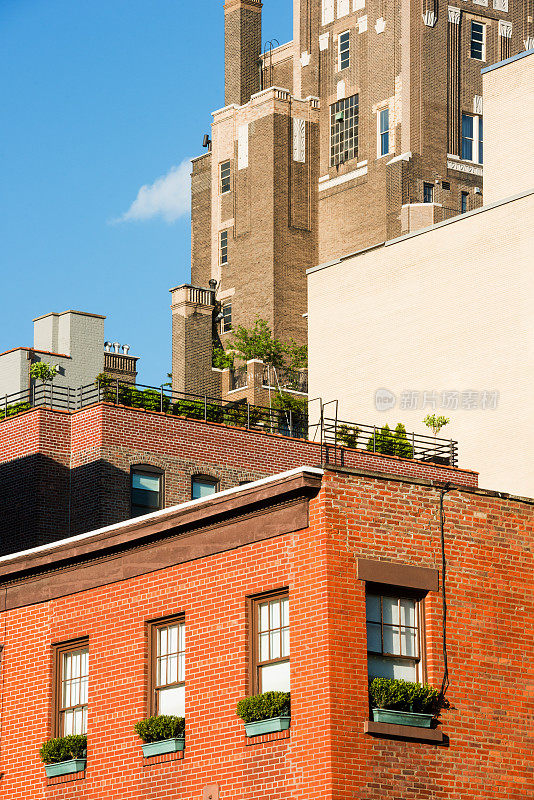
[470,21,485,60]
[221,302,232,333]
[338,31,350,70]
[57,643,89,736]
[151,618,186,716]
[461,113,483,163]
[366,592,421,681]
[254,592,290,693]
[219,229,228,265]
[377,107,390,157]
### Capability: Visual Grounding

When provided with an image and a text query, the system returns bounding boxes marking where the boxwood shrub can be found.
[369,678,438,713]
[134,714,185,743]
[39,734,87,764]
[236,691,290,723]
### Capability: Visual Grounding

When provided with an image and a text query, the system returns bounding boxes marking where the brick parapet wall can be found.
[0,403,478,552]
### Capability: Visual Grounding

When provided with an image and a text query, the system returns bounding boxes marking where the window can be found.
[338,31,350,70]
[423,182,434,203]
[378,107,390,157]
[461,191,469,213]
[221,302,232,333]
[461,113,483,163]
[191,475,219,499]
[253,592,290,693]
[150,618,185,716]
[55,640,89,736]
[330,94,359,166]
[470,21,485,60]
[366,593,421,681]
[131,467,163,517]
[220,160,231,194]
[219,229,228,265]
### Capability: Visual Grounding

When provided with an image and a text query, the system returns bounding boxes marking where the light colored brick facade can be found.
[307,51,534,497]
[184,0,530,377]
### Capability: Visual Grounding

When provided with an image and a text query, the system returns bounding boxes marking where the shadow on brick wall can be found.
[0,455,131,556]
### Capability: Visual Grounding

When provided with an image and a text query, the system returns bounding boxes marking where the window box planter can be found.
[44,758,87,777]
[372,708,433,728]
[141,737,185,757]
[244,715,291,737]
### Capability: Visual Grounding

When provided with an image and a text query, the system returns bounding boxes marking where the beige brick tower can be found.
[177,0,529,394]
[224,0,263,106]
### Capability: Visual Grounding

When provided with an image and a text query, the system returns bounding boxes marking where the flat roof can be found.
[481,47,534,75]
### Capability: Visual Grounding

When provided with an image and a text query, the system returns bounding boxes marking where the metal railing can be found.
[262,366,308,394]
[1,381,458,467]
[230,366,248,391]
[316,405,457,467]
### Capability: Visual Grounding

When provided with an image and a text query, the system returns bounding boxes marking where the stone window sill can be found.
[364,720,444,743]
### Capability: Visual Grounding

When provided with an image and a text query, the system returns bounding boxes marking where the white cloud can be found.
[115,159,191,223]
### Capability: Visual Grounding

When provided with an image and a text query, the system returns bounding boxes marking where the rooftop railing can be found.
[1,379,458,467]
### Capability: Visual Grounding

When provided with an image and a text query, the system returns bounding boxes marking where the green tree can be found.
[393,423,414,458]
[30,362,58,383]
[229,318,286,369]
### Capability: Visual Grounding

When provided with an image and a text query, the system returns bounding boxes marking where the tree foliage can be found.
[30,362,58,383]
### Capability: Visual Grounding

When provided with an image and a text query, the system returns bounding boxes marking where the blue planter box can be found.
[244,715,291,737]
[44,758,86,777]
[372,708,433,728]
[141,737,185,757]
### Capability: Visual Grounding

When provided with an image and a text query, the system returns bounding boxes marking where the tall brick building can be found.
[0,465,532,798]
[176,0,531,393]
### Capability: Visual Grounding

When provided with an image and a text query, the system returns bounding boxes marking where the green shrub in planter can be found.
[39,734,87,764]
[134,714,185,743]
[236,691,290,723]
[337,424,359,449]
[369,678,438,713]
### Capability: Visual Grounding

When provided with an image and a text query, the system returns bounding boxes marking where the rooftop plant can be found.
[369,678,438,714]
[134,715,185,743]
[30,362,58,383]
[39,734,87,765]
[423,414,450,437]
[236,691,290,724]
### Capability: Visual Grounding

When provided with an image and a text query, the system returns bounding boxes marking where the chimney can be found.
[224,0,262,107]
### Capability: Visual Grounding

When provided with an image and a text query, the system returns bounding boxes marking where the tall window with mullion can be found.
[378,107,390,157]
[366,593,420,681]
[470,21,485,60]
[220,160,231,194]
[330,94,359,166]
[131,467,163,517]
[153,619,186,716]
[255,593,290,692]
[461,113,483,163]
[219,229,228,265]
[59,645,89,735]
[338,31,350,70]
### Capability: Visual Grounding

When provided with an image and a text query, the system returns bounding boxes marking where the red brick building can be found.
[0,401,476,554]
[0,464,531,799]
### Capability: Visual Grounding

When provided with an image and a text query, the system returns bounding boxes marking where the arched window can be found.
[131,465,164,517]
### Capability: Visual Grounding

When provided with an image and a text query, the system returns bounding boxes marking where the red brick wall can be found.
[0,403,477,552]
[0,468,530,799]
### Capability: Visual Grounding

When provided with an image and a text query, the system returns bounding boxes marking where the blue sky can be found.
[0,0,293,385]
